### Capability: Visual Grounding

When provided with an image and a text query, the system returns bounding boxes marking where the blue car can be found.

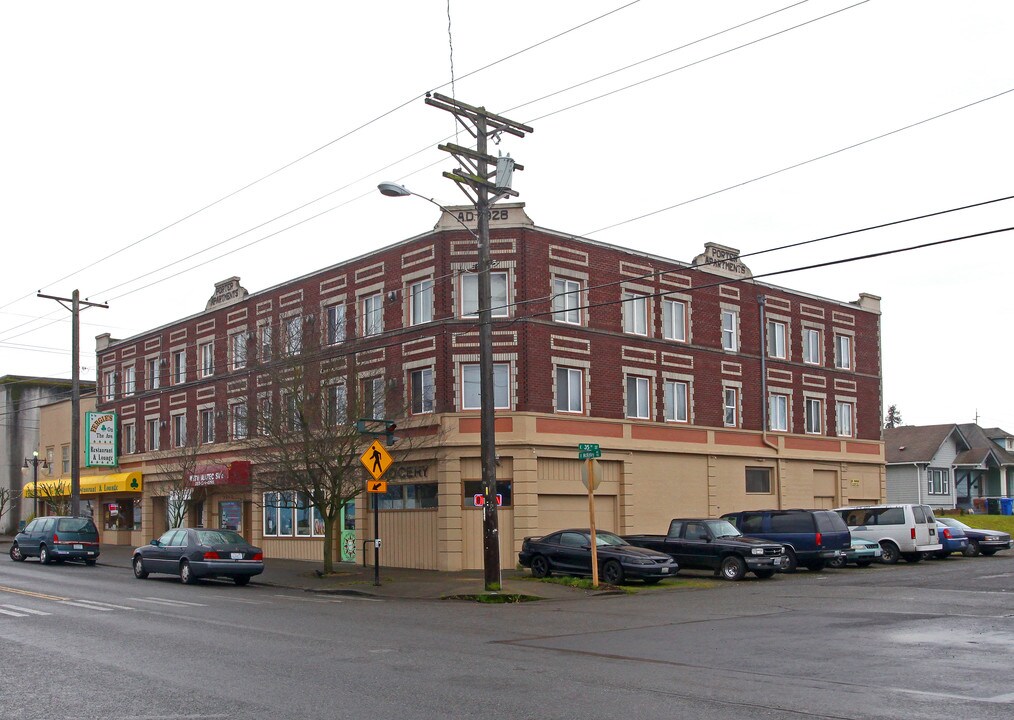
[937,516,1011,557]
[828,537,882,568]
[721,509,850,572]
[931,520,968,559]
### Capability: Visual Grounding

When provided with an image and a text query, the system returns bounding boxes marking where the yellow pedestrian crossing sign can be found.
[360,439,393,481]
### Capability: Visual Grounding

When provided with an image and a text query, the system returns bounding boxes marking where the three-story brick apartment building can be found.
[95,203,884,570]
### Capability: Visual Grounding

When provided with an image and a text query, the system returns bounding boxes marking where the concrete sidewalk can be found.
[1,536,607,602]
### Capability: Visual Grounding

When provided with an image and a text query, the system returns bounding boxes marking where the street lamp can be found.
[24,450,48,518]
[379,181,501,590]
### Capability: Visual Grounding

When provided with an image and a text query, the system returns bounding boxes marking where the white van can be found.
[833,504,941,564]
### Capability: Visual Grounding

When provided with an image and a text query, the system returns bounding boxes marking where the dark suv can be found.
[720,509,850,572]
[9,516,101,565]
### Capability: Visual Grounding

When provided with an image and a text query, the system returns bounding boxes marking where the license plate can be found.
[87,552,94,556]
[230,552,244,560]
[73,544,83,549]
[661,567,669,574]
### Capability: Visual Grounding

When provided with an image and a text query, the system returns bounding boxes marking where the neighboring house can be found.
[885,423,1014,510]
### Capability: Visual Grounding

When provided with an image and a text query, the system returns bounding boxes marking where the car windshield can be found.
[594,532,628,547]
[195,529,246,546]
[705,520,741,538]
[939,517,969,530]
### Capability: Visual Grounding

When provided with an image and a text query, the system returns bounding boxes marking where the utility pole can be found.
[38,290,108,517]
[425,93,532,591]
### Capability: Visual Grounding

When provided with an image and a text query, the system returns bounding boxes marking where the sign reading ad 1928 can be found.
[85,411,117,467]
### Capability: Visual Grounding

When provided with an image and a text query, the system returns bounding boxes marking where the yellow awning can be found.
[23,472,143,498]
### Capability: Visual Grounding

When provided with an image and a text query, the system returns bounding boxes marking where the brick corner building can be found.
[95,203,884,569]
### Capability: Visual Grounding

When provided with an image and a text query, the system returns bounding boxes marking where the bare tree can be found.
[36,479,72,516]
[0,487,12,527]
[149,431,205,529]
[242,330,440,573]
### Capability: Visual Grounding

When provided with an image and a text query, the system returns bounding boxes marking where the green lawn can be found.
[947,514,1014,534]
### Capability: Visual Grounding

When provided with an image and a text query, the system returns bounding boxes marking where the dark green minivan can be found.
[9,516,101,565]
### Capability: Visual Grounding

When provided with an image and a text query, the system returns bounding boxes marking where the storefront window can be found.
[104,499,139,530]
[344,501,355,531]
[295,495,312,536]
[262,491,324,537]
[278,492,294,536]
[463,480,513,507]
[376,483,438,509]
[220,501,242,531]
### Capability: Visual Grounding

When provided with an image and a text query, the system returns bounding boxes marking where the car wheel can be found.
[84,558,97,567]
[753,569,775,579]
[9,543,25,562]
[132,555,149,579]
[964,540,980,557]
[981,549,997,557]
[179,560,199,585]
[855,560,873,568]
[39,544,51,565]
[902,552,922,563]
[805,560,826,572]
[233,575,250,586]
[602,559,625,585]
[828,555,846,569]
[879,542,900,564]
[529,555,550,579]
[720,555,746,581]
[782,548,798,573]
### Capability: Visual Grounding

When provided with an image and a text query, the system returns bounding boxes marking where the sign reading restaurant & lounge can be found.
[85,411,117,467]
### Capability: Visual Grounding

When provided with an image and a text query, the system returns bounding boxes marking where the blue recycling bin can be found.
[1000,497,1013,516]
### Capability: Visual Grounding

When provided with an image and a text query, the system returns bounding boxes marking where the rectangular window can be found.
[805,398,823,434]
[721,310,738,351]
[61,445,70,474]
[258,396,273,436]
[724,387,739,427]
[834,334,852,369]
[103,370,116,401]
[463,480,513,508]
[122,366,136,396]
[229,332,247,370]
[172,414,186,448]
[621,292,648,335]
[200,409,215,444]
[927,468,950,495]
[556,367,583,413]
[362,377,385,418]
[46,447,54,475]
[326,304,347,345]
[663,380,688,423]
[122,422,136,455]
[626,376,651,419]
[552,278,581,324]
[146,419,160,451]
[836,401,854,437]
[147,358,161,390]
[199,342,214,378]
[231,403,248,440]
[461,363,509,410]
[767,321,786,359]
[461,272,509,317]
[410,280,434,325]
[172,350,186,384]
[362,294,383,336]
[259,324,273,362]
[769,393,788,431]
[326,383,347,424]
[284,394,302,432]
[662,299,687,342]
[410,368,435,414]
[803,328,821,364]
[746,467,772,493]
[284,316,302,355]
[377,483,441,510]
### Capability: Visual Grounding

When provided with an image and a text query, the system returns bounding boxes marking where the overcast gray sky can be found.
[2,0,1012,430]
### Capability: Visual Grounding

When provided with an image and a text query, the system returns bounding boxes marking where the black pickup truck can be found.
[625,518,788,580]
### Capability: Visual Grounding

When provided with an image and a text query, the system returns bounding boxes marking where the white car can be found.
[833,504,942,564]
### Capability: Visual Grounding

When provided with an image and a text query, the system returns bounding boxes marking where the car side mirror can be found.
[150,539,160,546]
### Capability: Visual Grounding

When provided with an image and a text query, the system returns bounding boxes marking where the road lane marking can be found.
[0,605,51,616]
[60,599,136,611]
[0,585,66,601]
[129,597,208,607]
[271,594,344,603]
[59,601,115,611]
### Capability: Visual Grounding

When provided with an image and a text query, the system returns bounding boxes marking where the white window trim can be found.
[459,362,511,411]
[833,329,855,370]
[410,366,435,415]
[459,271,510,319]
[662,297,688,342]
[409,278,434,326]
[198,339,215,378]
[229,330,248,371]
[624,374,652,420]
[552,277,582,325]
[322,298,348,346]
[121,363,136,397]
[555,366,585,414]
[805,397,823,435]
[145,416,161,452]
[122,420,136,455]
[621,291,649,336]
[721,307,739,352]
[769,392,789,432]
[362,293,384,337]
[663,379,689,423]
[198,404,216,445]
[802,324,823,365]
[766,315,789,360]
[722,382,742,427]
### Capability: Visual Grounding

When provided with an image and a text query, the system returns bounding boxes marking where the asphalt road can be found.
[2,552,1012,720]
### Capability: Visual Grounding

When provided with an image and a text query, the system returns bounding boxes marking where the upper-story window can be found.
[621,292,648,335]
[362,294,384,336]
[663,380,688,422]
[556,367,584,413]
[552,278,581,325]
[834,334,852,370]
[259,323,273,362]
[172,414,186,447]
[122,422,136,455]
[200,408,215,444]
[721,310,738,352]
[769,393,789,432]
[410,280,434,326]
[662,299,687,342]
[410,368,435,414]
[103,370,116,401]
[461,272,509,318]
[146,418,160,451]
[283,316,302,355]
[147,358,161,390]
[61,445,70,474]
[172,349,186,384]
[461,363,510,410]
[767,321,786,359]
[325,383,347,425]
[723,387,739,427]
[803,328,822,365]
[229,332,247,371]
[231,402,248,440]
[199,341,214,378]
[836,401,854,437]
[326,304,347,345]
[362,377,386,418]
[625,375,651,419]
[805,398,823,434]
[122,365,135,396]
